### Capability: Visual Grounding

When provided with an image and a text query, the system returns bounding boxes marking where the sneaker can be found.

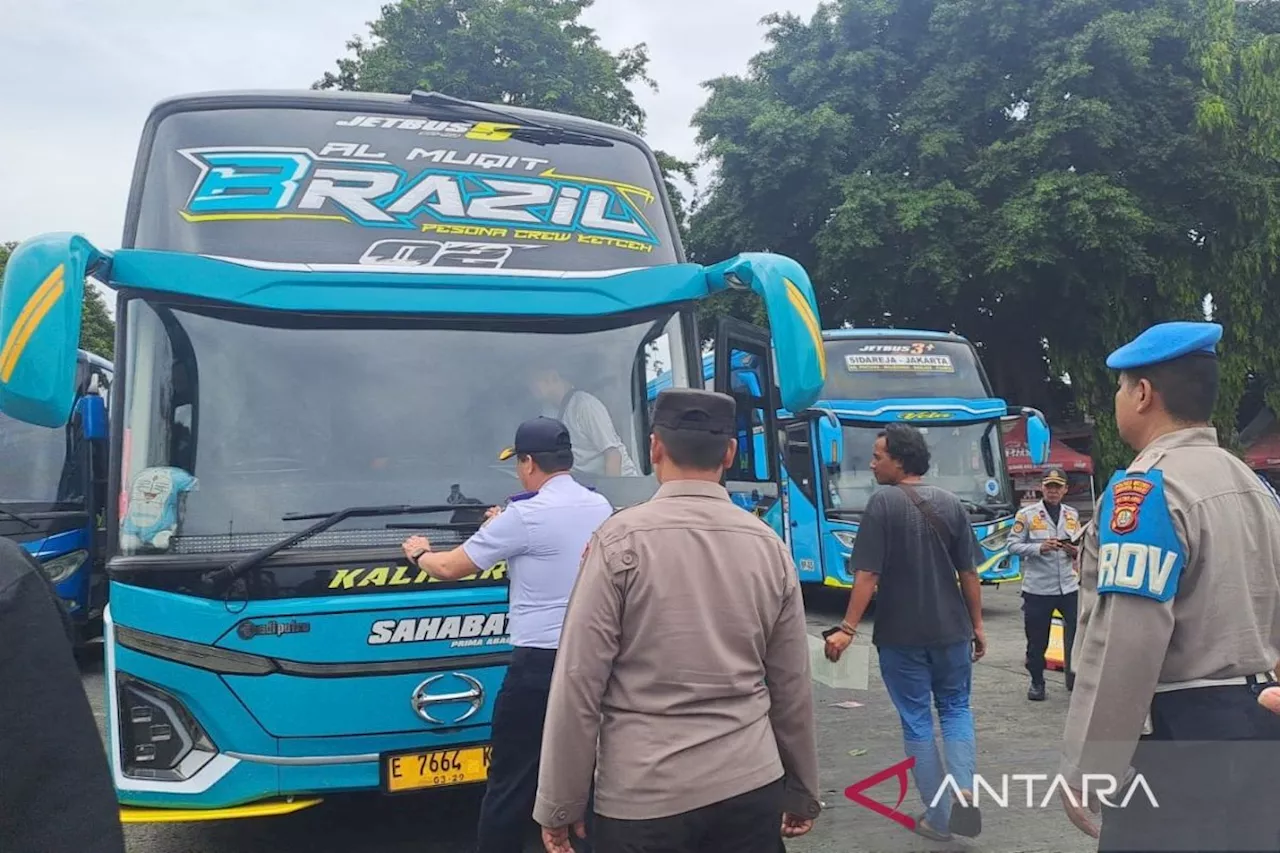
[1028,682,1046,701]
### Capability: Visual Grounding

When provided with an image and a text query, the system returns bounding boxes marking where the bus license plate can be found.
[383,746,491,793]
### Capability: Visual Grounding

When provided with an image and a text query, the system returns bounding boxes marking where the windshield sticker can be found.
[857,342,938,354]
[359,239,543,269]
[334,115,521,142]
[120,466,197,552]
[985,478,1000,497]
[177,147,658,252]
[845,353,955,373]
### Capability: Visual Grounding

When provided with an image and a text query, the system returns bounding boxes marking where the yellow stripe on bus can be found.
[119,797,323,824]
[0,264,65,382]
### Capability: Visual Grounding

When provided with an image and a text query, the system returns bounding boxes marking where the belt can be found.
[1153,672,1276,693]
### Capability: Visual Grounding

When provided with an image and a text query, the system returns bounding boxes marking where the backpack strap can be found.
[897,482,957,570]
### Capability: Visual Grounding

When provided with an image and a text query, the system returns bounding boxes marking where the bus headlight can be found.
[832,530,857,551]
[981,530,1010,551]
[40,550,88,584]
[116,676,217,781]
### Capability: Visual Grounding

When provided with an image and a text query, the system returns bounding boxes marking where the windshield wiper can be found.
[826,509,863,519]
[0,506,37,529]
[958,499,1002,520]
[409,90,613,147]
[201,504,464,590]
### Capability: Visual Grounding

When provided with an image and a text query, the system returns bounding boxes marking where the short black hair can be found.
[1120,353,1219,424]
[654,425,730,471]
[518,450,574,474]
[878,423,931,476]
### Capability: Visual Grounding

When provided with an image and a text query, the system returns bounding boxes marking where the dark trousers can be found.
[474,646,557,853]
[591,778,784,853]
[1022,591,1077,684]
[1098,682,1280,853]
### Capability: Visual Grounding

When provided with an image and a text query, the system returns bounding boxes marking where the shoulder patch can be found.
[1096,470,1185,603]
[1012,518,1025,535]
[1108,477,1154,535]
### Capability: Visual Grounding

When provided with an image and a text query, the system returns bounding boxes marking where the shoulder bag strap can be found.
[897,483,957,568]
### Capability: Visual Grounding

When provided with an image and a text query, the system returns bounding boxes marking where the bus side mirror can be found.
[816,412,844,472]
[78,394,107,441]
[704,252,825,413]
[1025,410,1051,467]
[0,233,108,428]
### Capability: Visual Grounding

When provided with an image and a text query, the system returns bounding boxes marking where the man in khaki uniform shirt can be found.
[1059,322,1280,852]
[533,389,821,853]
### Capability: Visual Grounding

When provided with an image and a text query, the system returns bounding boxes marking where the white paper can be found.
[808,633,870,690]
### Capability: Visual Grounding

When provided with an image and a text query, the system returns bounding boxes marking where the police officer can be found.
[1058,322,1280,852]
[533,389,821,853]
[401,416,613,853]
[1007,467,1081,700]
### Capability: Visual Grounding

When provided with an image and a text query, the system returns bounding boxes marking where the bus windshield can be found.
[130,104,678,272]
[118,298,686,557]
[821,337,991,400]
[826,420,1013,517]
[0,412,83,509]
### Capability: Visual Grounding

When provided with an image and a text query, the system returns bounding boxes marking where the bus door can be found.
[713,319,782,532]
[780,419,825,583]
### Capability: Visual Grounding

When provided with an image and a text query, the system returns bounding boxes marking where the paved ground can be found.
[81,583,1096,853]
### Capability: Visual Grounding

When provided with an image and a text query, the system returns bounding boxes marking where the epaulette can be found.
[506,490,537,503]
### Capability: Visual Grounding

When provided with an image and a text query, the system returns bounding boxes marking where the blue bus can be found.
[0,349,112,644]
[650,329,1050,588]
[0,89,826,821]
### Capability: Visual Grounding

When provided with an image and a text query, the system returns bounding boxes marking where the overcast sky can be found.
[0,0,820,251]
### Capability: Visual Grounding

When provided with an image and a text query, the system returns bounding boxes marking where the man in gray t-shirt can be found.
[824,423,986,844]
[528,366,639,477]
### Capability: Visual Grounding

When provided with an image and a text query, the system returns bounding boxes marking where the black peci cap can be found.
[498,416,572,461]
[652,389,736,435]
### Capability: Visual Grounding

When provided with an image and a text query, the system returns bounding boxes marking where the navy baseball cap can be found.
[498,417,572,461]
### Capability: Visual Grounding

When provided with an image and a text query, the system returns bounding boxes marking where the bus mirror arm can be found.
[702,253,825,414]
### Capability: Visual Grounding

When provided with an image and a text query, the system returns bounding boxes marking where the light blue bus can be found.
[0,90,826,821]
[0,349,112,645]
[650,329,1050,589]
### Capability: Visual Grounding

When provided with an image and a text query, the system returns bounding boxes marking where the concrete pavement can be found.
[81,583,1095,853]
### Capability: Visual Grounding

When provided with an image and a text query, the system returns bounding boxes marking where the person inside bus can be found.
[527,364,639,477]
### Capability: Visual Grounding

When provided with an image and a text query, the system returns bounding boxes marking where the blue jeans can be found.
[877,641,976,831]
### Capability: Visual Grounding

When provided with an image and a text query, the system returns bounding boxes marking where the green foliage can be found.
[315,0,696,260]
[689,0,1280,479]
[0,240,115,360]
[316,0,654,132]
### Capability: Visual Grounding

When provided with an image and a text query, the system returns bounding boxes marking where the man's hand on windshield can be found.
[401,535,432,563]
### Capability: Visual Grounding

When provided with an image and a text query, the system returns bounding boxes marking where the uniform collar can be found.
[653,479,732,501]
[1136,426,1218,459]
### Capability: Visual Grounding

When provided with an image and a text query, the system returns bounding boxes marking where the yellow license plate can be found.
[383,745,491,793]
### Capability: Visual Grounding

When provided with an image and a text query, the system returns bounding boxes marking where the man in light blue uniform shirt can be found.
[402,416,613,853]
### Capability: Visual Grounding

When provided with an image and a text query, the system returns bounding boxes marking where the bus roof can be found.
[822,328,970,343]
[141,89,654,150]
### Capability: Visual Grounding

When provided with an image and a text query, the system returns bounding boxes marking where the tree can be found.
[0,240,115,359]
[316,0,653,132]
[690,0,1280,476]
[315,0,698,246]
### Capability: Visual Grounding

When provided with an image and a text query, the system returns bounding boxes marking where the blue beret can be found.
[1105,321,1223,370]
